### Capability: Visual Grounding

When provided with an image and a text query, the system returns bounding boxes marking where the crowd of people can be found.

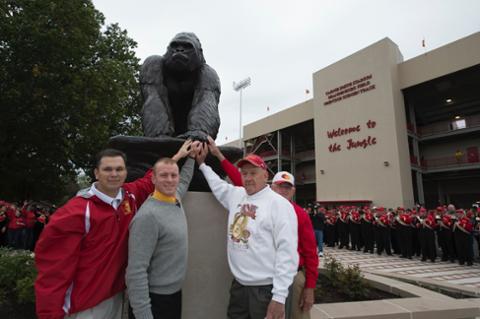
[0,200,53,250]
[304,203,480,266]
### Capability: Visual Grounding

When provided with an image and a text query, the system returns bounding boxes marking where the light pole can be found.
[233,77,251,141]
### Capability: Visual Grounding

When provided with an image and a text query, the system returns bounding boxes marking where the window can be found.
[451,119,466,130]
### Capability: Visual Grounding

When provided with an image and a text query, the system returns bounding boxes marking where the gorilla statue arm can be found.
[140,55,175,137]
[177,65,221,141]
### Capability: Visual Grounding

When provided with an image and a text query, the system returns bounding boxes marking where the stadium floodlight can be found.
[233,77,251,140]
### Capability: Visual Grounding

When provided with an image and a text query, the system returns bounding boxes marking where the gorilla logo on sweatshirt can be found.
[230,204,257,245]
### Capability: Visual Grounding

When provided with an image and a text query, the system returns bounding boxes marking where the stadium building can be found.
[239,32,480,208]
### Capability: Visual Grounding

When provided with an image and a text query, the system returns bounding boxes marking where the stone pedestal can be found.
[181,192,232,319]
[108,135,243,192]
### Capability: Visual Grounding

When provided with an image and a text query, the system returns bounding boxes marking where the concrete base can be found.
[182,192,232,319]
[311,272,480,319]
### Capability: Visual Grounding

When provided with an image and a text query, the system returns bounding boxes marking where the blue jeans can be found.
[314,230,324,253]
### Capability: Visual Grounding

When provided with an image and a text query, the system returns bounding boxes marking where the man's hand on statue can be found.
[207,136,225,161]
[189,141,202,158]
[196,142,209,165]
[299,287,314,312]
[265,300,285,319]
[172,139,193,162]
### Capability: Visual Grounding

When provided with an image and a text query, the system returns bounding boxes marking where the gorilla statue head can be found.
[164,32,206,74]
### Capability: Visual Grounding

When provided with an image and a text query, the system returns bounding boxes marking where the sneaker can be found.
[319,252,324,257]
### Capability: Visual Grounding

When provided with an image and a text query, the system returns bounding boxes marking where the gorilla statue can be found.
[140,32,221,141]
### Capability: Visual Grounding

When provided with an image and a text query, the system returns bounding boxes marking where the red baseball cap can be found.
[237,154,267,170]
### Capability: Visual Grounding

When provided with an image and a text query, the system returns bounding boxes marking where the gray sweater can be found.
[126,158,194,319]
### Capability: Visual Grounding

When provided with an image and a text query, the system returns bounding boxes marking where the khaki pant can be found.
[65,292,123,319]
[290,271,310,319]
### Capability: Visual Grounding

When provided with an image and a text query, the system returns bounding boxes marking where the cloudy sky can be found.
[92,0,479,144]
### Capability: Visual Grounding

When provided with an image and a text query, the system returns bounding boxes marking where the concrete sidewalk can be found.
[308,247,480,318]
[322,246,480,294]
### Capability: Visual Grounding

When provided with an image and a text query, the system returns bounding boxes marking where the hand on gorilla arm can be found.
[172,140,193,162]
[195,143,209,165]
[207,136,225,161]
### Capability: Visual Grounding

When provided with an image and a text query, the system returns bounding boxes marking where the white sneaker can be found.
[319,252,324,257]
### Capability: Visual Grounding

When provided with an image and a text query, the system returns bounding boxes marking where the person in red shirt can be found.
[419,210,437,262]
[33,207,49,249]
[360,208,374,253]
[0,203,9,247]
[22,201,37,250]
[373,207,391,256]
[6,204,26,249]
[349,207,362,251]
[453,209,474,266]
[35,142,194,319]
[206,136,318,319]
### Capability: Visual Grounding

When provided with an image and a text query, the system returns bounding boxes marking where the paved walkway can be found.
[322,246,480,293]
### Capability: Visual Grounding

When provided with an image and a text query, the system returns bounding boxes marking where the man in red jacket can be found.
[270,171,318,319]
[35,142,193,319]
[206,136,318,319]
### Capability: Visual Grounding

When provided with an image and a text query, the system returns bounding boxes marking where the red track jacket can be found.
[34,171,153,319]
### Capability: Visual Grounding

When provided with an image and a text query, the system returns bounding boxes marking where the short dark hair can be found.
[95,149,127,168]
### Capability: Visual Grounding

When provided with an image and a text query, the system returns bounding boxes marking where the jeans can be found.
[314,230,323,253]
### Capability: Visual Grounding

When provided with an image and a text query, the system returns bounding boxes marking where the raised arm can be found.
[177,158,195,199]
[196,143,240,209]
[207,136,243,187]
[173,140,198,198]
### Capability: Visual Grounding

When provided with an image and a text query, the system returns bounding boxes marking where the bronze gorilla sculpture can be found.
[140,32,221,141]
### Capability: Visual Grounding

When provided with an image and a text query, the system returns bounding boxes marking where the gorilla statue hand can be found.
[177,130,208,142]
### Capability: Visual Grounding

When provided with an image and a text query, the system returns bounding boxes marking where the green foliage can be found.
[0,0,142,203]
[319,256,370,301]
[0,248,36,305]
[322,255,343,289]
[76,172,92,189]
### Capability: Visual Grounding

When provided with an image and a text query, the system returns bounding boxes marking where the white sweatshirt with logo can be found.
[199,163,298,303]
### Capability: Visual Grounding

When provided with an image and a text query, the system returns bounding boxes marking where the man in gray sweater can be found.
[126,140,199,319]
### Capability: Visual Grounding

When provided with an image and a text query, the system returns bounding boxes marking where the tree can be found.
[0,0,142,203]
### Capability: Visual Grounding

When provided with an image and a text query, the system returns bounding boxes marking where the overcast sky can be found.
[92,0,480,144]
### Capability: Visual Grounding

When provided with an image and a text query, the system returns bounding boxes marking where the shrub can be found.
[0,248,36,305]
[323,255,343,289]
[320,256,370,301]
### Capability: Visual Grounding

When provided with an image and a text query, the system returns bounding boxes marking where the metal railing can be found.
[407,114,480,138]
[420,155,479,169]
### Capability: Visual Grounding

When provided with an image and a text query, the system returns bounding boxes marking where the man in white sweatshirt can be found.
[196,147,298,319]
